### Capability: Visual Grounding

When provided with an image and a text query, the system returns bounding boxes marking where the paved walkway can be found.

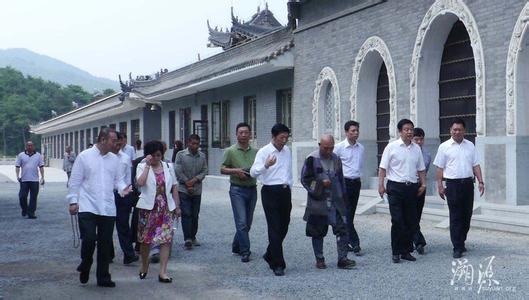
[0,181,527,299]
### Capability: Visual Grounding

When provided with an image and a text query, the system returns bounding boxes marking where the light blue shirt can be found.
[15,151,44,182]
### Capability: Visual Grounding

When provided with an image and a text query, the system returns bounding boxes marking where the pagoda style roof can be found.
[208,4,284,50]
[126,28,294,102]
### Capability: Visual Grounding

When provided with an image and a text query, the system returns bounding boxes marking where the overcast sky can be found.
[0,0,288,81]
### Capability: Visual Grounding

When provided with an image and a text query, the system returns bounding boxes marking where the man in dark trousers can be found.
[67,128,130,287]
[175,134,208,250]
[15,140,45,219]
[250,123,292,276]
[434,119,484,258]
[378,119,426,263]
[301,134,356,270]
[113,132,139,264]
[333,120,364,255]
[412,128,431,255]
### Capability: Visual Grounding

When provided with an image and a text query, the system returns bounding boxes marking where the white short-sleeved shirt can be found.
[379,138,425,183]
[333,139,364,179]
[250,142,292,187]
[433,138,479,179]
[15,151,44,182]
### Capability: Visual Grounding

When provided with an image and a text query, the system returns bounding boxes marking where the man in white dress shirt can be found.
[333,120,364,255]
[433,119,484,259]
[67,128,130,287]
[378,119,426,263]
[250,123,292,276]
[121,133,136,163]
[114,132,139,265]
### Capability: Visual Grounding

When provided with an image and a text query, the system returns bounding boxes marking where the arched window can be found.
[323,83,335,134]
[439,20,476,143]
[376,63,390,163]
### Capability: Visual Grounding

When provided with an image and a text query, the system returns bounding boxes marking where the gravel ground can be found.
[0,182,528,299]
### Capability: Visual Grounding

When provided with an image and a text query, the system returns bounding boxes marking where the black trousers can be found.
[261,185,292,270]
[413,190,427,248]
[19,181,39,216]
[386,181,418,255]
[446,179,474,252]
[114,192,135,259]
[77,212,115,283]
[180,192,202,241]
[344,178,361,248]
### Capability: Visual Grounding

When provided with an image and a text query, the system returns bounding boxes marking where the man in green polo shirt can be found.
[221,122,258,263]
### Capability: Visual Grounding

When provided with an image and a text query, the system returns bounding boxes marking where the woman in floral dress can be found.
[135,141,181,283]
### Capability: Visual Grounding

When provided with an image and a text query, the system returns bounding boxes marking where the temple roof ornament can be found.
[208,4,284,50]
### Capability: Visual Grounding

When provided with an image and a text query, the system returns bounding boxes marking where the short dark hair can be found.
[135,139,142,147]
[344,120,360,132]
[97,127,116,142]
[187,134,200,143]
[236,122,251,133]
[413,127,425,137]
[397,119,414,131]
[116,131,126,140]
[271,123,290,137]
[451,118,466,129]
[143,140,165,156]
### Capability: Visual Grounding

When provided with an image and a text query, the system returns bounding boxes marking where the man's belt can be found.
[387,180,417,186]
[345,177,361,182]
[444,177,473,183]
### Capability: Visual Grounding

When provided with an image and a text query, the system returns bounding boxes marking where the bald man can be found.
[300,135,356,270]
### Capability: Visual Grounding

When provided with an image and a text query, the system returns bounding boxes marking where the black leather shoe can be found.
[241,254,250,263]
[139,272,147,279]
[337,258,356,269]
[97,281,116,287]
[124,255,139,265]
[401,253,416,261]
[79,270,89,284]
[392,255,400,263]
[273,267,285,276]
[416,244,425,255]
[158,275,173,283]
[28,215,37,219]
[21,211,27,217]
[453,250,463,258]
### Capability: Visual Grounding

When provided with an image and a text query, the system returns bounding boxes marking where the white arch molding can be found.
[409,0,486,136]
[312,67,341,140]
[350,36,397,139]
[506,2,529,136]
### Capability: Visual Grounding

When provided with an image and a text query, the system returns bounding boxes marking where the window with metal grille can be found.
[439,20,476,143]
[80,130,84,151]
[130,119,140,145]
[168,111,176,146]
[119,122,127,137]
[244,96,257,140]
[376,63,390,164]
[212,101,230,148]
[276,89,292,130]
[92,127,98,144]
[323,83,335,134]
[85,129,91,149]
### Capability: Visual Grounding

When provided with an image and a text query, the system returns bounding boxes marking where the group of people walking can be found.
[14,116,484,287]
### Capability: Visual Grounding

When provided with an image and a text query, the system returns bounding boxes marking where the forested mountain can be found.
[0,67,114,155]
[0,48,118,93]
